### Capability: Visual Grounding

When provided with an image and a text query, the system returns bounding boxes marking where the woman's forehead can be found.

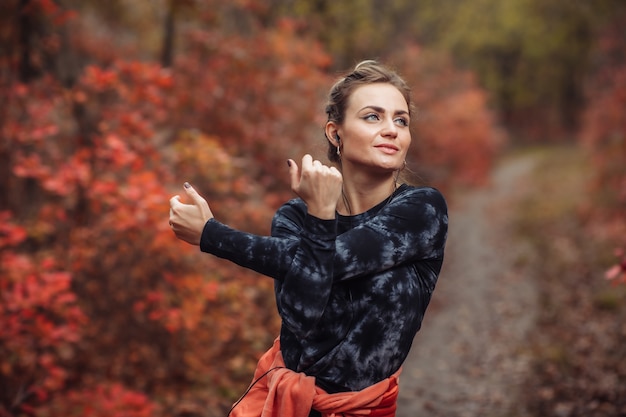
[347,83,408,113]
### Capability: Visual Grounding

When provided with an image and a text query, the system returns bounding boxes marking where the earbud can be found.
[335,134,341,158]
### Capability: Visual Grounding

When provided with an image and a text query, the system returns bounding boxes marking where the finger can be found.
[301,154,313,171]
[329,166,342,178]
[183,182,205,207]
[169,195,181,209]
[287,159,300,189]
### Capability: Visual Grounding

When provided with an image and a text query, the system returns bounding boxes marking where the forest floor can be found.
[397,145,626,417]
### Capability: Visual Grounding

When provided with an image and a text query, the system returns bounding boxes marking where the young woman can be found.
[169,60,448,417]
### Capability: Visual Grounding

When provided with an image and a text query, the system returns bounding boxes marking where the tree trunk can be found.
[161,0,175,68]
[18,0,37,82]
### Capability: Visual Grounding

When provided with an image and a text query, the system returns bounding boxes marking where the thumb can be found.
[183,182,204,206]
[287,159,300,190]
[182,182,213,220]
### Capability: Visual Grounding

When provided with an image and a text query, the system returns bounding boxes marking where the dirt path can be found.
[397,153,540,417]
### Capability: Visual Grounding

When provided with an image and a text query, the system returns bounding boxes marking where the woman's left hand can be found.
[169,182,214,245]
[288,154,343,219]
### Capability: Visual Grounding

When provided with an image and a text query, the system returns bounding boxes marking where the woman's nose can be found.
[381,118,398,138]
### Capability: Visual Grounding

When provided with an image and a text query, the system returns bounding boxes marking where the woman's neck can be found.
[337,170,398,215]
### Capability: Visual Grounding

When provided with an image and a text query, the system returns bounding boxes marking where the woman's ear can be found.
[325,122,340,147]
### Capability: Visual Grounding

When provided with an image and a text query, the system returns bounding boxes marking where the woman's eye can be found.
[395,117,409,127]
[364,114,380,121]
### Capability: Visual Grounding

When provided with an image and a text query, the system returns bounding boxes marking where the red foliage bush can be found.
[0,211,86,413]
[37,383,157,417]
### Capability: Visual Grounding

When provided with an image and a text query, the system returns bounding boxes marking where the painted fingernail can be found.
[184,182,191,188]
[287,160,292,167]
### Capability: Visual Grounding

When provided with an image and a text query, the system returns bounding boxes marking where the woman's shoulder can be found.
[395,184,447,209]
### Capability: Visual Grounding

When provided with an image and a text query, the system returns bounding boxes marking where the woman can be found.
[169,60,448,417]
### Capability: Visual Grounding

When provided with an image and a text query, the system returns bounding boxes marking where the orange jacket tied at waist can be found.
[230,338,400,417]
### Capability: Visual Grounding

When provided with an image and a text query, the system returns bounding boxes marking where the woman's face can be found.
[334,83,411,175]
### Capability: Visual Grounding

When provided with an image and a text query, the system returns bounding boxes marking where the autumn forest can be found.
[1,0,625,416]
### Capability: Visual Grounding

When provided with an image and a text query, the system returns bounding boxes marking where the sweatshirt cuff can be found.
[200,218,224,254]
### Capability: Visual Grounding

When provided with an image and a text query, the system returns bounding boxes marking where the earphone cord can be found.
[227,366,287,416]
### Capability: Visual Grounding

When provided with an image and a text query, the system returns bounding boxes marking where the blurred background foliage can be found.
[0,0,624,415]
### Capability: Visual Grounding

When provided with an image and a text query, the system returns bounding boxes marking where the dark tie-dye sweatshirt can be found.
[200,184,448,393]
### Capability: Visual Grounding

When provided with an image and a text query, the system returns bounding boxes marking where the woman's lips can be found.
[375,144,399,154]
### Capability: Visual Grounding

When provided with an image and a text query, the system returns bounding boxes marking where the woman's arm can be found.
[271,186,448,281]
[199,186,448,281]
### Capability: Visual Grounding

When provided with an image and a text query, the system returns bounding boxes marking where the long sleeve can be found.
[271,186,447,281]
[200,186,447,282]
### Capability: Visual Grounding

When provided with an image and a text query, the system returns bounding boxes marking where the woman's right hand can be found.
[288,154,343,219]
[169,182,214,245]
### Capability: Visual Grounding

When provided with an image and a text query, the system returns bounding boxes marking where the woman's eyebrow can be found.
[359,105,409,116]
